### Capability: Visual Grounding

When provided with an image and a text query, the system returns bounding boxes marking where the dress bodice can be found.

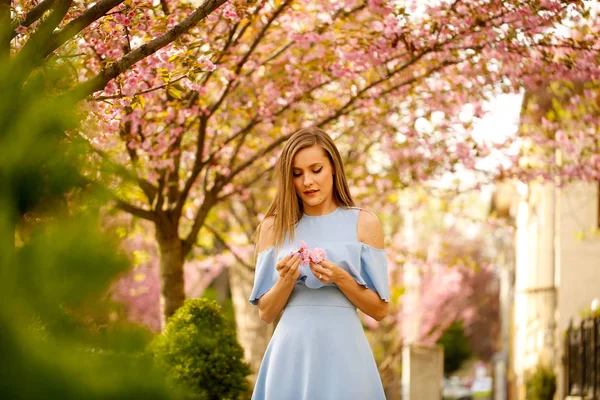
[249,206,390,306]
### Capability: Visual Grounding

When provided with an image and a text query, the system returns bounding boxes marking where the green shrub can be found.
[525,364,556,400]
[437,322,472,376]
[152,298,251,400]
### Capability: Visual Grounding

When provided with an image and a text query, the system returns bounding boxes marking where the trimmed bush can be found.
[437,321,472,376]
[525,364,556,400]
[152,298,251,400]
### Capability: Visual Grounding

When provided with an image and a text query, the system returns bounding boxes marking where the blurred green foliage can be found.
[525,364,556,400]
[0,41,180,400]
[151,298,251,400]
[437,322,472,376]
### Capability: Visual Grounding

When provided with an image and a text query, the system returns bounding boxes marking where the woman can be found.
[249,127,389,400]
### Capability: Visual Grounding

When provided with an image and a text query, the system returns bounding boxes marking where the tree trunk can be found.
[155,226,185,330]
[229,261,274,383]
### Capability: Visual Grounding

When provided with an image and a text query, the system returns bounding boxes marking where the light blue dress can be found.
[249,206,390,400]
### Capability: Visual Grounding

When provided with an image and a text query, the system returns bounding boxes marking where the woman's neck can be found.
[302,200,339,216]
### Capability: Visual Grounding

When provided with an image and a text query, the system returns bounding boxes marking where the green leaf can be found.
[167,85,182,99]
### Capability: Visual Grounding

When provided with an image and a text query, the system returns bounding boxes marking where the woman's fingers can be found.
[278,253,301,278]
[283,254,301,276]
[276,253,293,271]
[310,262,327,281]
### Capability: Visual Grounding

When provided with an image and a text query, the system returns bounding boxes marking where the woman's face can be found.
[291,144,336,210]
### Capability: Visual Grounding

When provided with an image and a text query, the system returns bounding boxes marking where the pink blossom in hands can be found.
[309,248,326,264]
[298,240,311,266]
[298,241,327,266]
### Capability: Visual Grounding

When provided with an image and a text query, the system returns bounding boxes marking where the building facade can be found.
[512,181,600,398]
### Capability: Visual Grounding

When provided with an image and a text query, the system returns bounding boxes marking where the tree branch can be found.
[174,115,208,220]
[195,0,266,92]
[154,171,167,211]
[234,0,291,76]
[207,0,291,117]
[227,134,292,184]
[205,224,253,270]
[240,2,367,79]
[160,0,169,15]
[14,0,72,70]
[207,77,332,174]
[166,136,183,209]
[182,191,218,255]
[42,0,125,58]
[90,145,157,204]
[227,202,253,243]
[69,0,227,100]
[9,0,56,38]
[115,199,156,221]
[92,74,188,100]
[217,165,275,202]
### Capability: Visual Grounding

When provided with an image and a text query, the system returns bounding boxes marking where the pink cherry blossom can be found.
[309,248,327,264]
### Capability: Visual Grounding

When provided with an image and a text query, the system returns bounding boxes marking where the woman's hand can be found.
[276,252,301,283]
[310,259,347,284]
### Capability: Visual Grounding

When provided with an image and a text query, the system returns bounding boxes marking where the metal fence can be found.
[564,316,600,399]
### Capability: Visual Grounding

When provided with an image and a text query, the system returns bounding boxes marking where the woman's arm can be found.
[257,266,297,323]
[340,210,389,320]
[255,217,301,324]
[335,268,389,321]
[311,210,389,321]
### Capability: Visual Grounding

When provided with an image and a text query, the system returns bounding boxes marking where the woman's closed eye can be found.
[293,168,322,177]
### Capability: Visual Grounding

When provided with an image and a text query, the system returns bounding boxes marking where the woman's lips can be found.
[304,189,319,196]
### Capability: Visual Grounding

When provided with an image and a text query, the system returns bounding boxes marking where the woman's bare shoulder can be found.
[257,216,276,253]
[357,209,384,249]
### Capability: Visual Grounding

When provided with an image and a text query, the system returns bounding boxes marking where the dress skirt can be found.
[251,286,386,400]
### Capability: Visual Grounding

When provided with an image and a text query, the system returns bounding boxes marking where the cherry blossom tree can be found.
[5,0,228,99]
[83,0,600,330]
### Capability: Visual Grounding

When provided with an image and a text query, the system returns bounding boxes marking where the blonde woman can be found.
[249,128,389,399]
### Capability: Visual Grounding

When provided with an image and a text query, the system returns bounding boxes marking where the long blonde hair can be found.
[258,127,355,248]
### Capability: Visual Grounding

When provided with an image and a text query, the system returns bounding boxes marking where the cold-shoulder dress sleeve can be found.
[249,246,278,305]
[355,244,390,302]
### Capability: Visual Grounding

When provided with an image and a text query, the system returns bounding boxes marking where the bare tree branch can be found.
[70,0,227,100]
